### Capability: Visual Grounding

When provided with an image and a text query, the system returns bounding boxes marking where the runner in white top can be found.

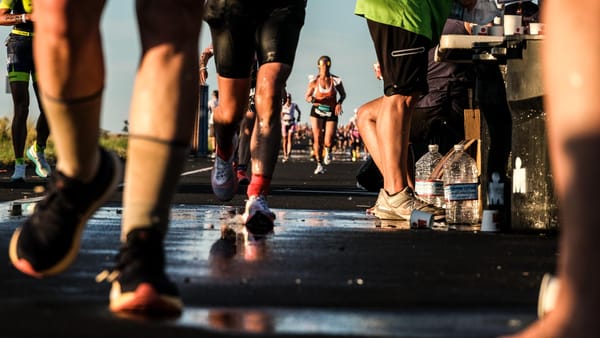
[281,93,301,162]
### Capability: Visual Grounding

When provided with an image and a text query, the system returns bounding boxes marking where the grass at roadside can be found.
[0,117,128,165]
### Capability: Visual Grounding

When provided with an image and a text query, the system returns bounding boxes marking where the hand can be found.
[200,67,208,85]
[335,102,343,116]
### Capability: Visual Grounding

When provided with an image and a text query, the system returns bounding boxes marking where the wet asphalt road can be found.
[0,154,558,338]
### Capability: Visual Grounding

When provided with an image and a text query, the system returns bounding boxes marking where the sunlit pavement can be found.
[0,156,558,338]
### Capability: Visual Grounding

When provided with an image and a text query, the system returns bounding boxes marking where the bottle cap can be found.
[428,144,439,152]
[454,144,465,151]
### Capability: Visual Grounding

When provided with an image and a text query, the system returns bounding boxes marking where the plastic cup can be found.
[481,209,500,232]
[410,210,433,229]
[529,23,544,35]
[503,15,522,35]
[489,25,504,36]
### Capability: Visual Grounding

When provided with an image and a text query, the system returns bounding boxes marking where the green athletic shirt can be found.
[354,0,452,44]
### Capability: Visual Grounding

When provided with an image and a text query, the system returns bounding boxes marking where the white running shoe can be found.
[323,150,332,165]
[10,163,26,182]
[26,145,52,178]
[314,163,326,175]
[211,153,238,201]
[242,195,276,234]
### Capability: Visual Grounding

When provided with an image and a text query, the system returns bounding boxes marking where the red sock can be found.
[247,174,271,197]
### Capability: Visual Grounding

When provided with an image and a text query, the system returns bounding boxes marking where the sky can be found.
[0,1,382,133]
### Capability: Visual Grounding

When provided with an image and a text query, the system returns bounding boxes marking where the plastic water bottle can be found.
[443,144,479,226]
[415,144,444,207]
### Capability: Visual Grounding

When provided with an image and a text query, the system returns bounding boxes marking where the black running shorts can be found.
[367,19,432,97]
[6,34,35,83]
[204,0,306,79]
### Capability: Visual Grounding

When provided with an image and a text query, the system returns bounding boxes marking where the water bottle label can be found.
[415,180,444,197]
[444,183,478,201]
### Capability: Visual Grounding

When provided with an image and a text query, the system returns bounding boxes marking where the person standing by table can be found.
[0,0,51,182]
[353,0,475,221]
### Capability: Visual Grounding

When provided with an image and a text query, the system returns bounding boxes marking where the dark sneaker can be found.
[98,228,183,315]
[9,148,122,277]
[242,195,275,235]
[374,186,445,221]
[211,153,238,201]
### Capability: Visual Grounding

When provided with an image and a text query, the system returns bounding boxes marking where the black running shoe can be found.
[9,148,122,277]
[98,228,183,315]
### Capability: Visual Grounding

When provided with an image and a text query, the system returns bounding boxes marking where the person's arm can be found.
[0,7,30,26]
[199,45,214,85]
[304,80,316,104]
[295,104,302,122]
[335,80,346,115]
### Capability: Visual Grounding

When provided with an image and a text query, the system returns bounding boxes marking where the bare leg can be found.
[377,94,416,195]
[32,83,50,148]
[238,107,255,168]
[9,82,30,159]
[324,120,337,150]
[250,62,289,178]
[33,0,105,182]
[310,116,324,163]
[285,129,294,158]
[122,0,203,238]
[357,97,383,173]
[502,1,600,337]
[214,76,250,159]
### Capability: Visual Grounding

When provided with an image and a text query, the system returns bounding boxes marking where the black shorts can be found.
[310,106,338,122]
[367,19,431,97]
[5,34,35,83]
[204,0,306,79]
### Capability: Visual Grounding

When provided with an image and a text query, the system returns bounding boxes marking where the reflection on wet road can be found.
[0,203,554,337]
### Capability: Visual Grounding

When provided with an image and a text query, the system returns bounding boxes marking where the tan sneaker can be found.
[366,189,385,215]
[374,186,445,221]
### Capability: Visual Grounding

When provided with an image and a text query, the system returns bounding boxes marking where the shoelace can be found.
[253,196,269,211]
[216,158,231,181]
[96,234,165,284]
[35,175,75,213]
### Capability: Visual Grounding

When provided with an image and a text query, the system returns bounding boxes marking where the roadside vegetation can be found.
[0,117,128,165]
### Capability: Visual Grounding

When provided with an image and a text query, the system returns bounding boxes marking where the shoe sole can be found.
[212,181,238,201]
[9,150,123,278]
[374,206,445,222]
[373,206,410,221]
[26,147,50,178]
[244,211,275,235]
[110,282,183,315]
